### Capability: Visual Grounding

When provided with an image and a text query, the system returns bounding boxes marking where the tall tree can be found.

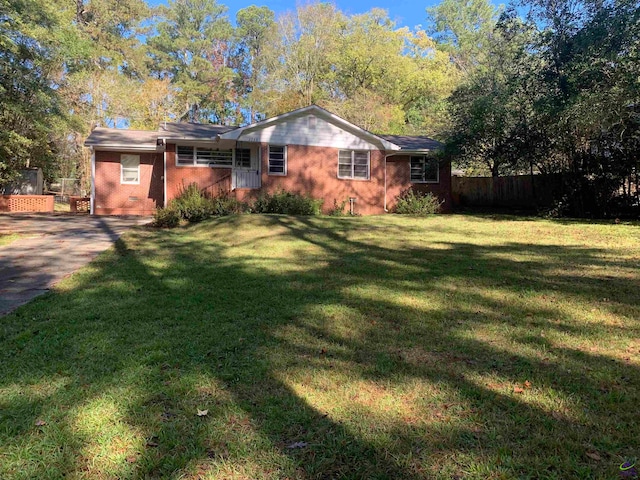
[147,0,235,123]
[256,4,460,135]
[446,0,640,216]
[446,11,540,176]
[257,3,344,114]
[426,0,500,72]
[234,5,275,124]
[62,0,150,190]
[0,0,84,183]
[73,0,149,76]
[327,9,412,133]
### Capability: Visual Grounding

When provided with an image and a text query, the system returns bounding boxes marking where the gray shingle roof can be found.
[159,122,238,139]
[379,134,442,151]
[84,128,160,149]
[84,122,441,152]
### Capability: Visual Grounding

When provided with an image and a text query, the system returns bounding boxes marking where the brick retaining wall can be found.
[0,195,54,213]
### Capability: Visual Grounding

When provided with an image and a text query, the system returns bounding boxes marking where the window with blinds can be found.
[338,150,370,180]
[176,146,233,167]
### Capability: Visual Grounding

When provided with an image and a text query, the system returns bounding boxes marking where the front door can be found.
[233,146,261,189]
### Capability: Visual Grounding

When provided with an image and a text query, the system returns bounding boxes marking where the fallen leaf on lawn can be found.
[35,419,46,426]
[126,455,138,463]
[524,380,532,388]
[513,386,524,394]
[286,441,308,449]
[586,451,601,461]
[197,409,209,417]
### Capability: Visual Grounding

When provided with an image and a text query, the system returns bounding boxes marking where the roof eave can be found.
[161,136,221,141]
[85,144,162,152]
[394,149,441,154]
[382,142,402,151]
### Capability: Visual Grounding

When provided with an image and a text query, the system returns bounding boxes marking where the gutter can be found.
[84,145,161,152]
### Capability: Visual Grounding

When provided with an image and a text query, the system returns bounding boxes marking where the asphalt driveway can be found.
[0,214,150,316]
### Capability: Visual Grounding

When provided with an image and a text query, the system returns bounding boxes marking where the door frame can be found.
[232,145,261,189]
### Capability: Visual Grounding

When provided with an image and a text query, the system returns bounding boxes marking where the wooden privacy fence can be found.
[452,174,562,208]
[0,195,54,213]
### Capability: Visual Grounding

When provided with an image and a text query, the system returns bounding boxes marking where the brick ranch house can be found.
[84,105,451,216]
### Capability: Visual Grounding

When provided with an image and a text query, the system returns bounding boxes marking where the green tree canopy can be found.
[147,0,235,123]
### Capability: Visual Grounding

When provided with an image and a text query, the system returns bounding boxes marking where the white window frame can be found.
[268,145,287,176]
[175,145,233,168]
[410,155,439,184]
[235,148,252,168]
[120,154,140,185]
[337,150,370,181]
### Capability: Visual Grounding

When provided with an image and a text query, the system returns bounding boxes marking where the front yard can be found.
[1,214,639,479]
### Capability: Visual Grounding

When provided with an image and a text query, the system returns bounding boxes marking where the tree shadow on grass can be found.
[1,215,639,479]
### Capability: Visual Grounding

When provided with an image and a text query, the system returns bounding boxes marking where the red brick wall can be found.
[0,195,54,213]
[94,145,452,216]
[235,144,388,215]
[386,156,452,213]
[165,144,232,201]
[235,145,451,215]
[94,151,163,215]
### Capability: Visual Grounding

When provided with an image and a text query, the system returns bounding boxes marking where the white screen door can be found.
[233,146,261,189]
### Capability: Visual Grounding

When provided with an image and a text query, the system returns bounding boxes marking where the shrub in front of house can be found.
[153,207,181,228]
[213,194,249,216]
[253,190,323,215]
[156,185,250,226]
[395,189,443,215]
[172,183,215,223]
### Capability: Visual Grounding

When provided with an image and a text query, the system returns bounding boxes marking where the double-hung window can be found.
[410,155,439,183]
[176,146,233,167]
[338,150,369,180]
[121,154,140,184]
[268,145,286,175]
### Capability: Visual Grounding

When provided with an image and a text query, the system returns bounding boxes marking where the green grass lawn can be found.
[1,214,639,479]
[0,233,20,247]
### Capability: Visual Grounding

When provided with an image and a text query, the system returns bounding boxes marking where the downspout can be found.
[162,139,167,207]
[90,147,95,215]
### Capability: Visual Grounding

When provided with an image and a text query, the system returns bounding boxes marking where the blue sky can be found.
[146,0,442,29]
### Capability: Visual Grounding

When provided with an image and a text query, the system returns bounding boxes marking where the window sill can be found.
[120,181,140,185]
[175,163,232,168]
[267,172,287,176]
[337,176,370,182]
[411,180,439,184]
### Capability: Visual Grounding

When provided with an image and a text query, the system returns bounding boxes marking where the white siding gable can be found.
[237,113,380,150]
